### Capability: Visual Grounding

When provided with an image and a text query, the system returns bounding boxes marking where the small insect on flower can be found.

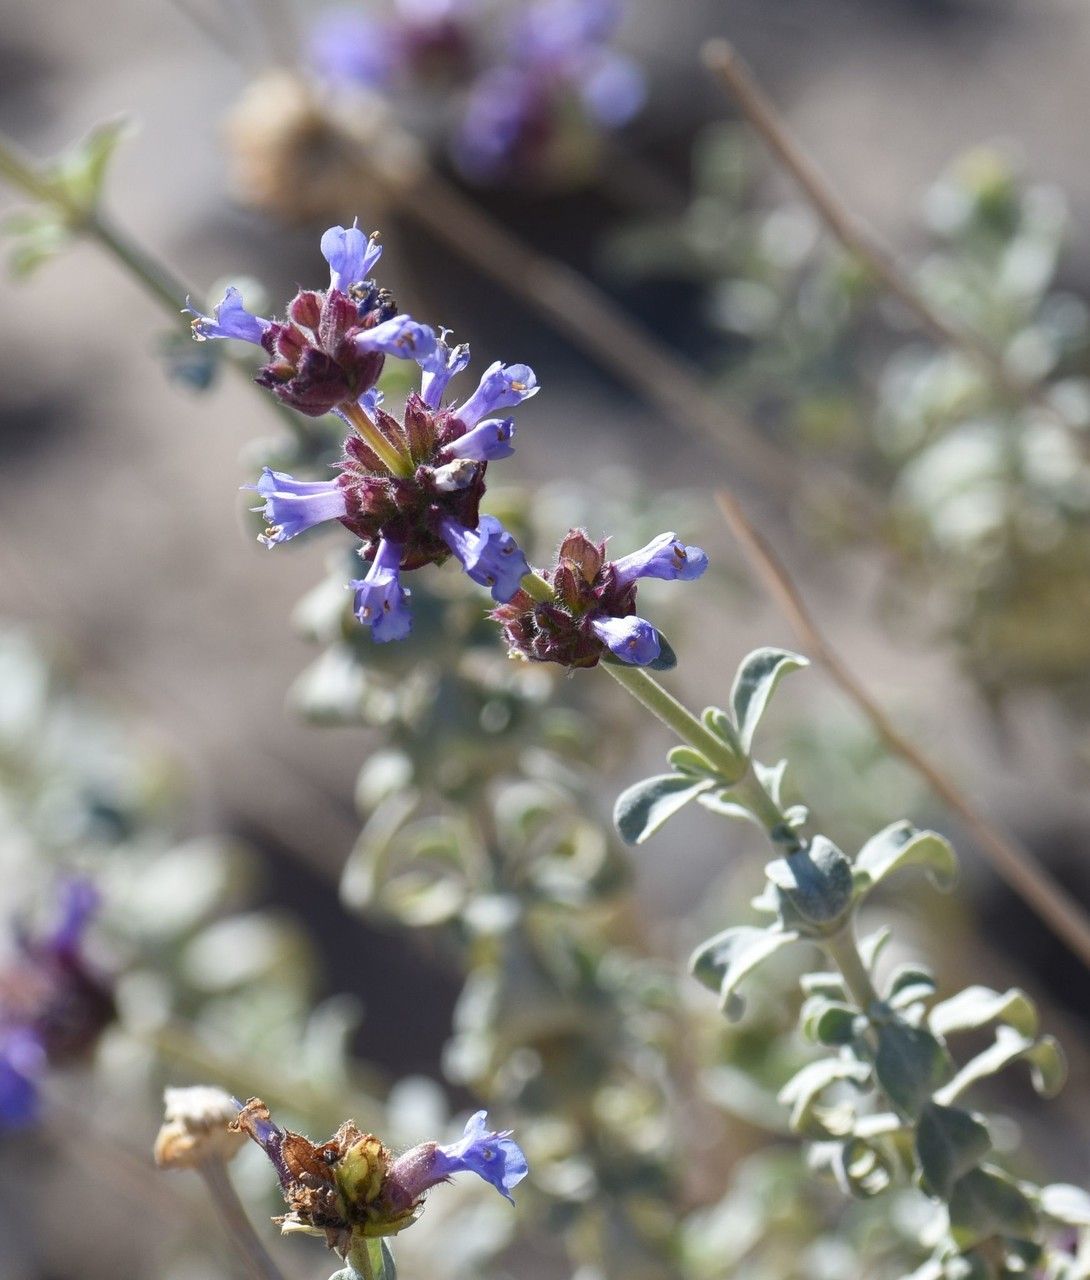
[493,528,708,669]
[232,1098,527,1256]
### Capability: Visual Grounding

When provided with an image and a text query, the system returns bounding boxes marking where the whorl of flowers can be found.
[307,0,646,184]
[193,220,707,660]
[493,528,708,668]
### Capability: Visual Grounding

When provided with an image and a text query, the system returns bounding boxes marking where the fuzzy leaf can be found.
[778,1056,871,1133]
[689,924,800,1019]
[667,746,718,777]
[766,836,854,930]
[613,773,712,845]
[928,986,1038,1040]
[730,647,809,751]
[49,116,134,213]
[874,1019,952,1115]
[858,926,892,972]
[885,964,937,1010]
[935,1026,1066,1104]
[801,997,860,1046]
[948,1166,1039,1250]
[701,705,744,755]
[915,1102,992,1199]
[854,821,958,895]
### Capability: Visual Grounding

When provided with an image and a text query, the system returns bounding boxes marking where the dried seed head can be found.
[154,1085,247,1170]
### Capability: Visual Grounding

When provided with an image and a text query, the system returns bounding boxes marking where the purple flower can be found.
[0,1029,46,1128]
[419,333,471,409]
[309,11,398,88]
[349,540,412,641]
[386,1111,528,1208]
[453,67,547,181]
[455,361,539,428]
[443,417,515,462]
[247,468,348,547]
[513,0,619,65]
[590,614,660,665]
[0,879,113,1130]
[439,514,530,602]
[578,49,645,126]
[321,223,384,294]
[186,287,271,344]
[353,316,438,361]
[611,532,709,588]
[358,387,385,419]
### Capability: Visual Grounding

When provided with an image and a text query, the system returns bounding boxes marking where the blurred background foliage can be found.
[3,1,1090,1278]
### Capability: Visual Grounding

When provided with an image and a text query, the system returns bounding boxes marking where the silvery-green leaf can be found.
[49,116,135,212]
[613,773,713,845]
[800,970,847,999]
[874,1020,953,1115]
[934,1026,1066,1104]
[667,745,718,776]
[801,997,860,1045]
[928,986,1038,1040]
[766,837,854,929]
[886,964,938,1010]
[688,924,800,1019]
[730,648,809,751]
[948,1165,1039,1250]
[859,926,893,973]
[854,821,958,895]
[778,1056,871,1133]
[1038,1183,1090,1228]
[697,789,765,827]
[915,1102,992,1199]
[340,791,420,913]
[753,758,789,806]
[701,705,743,754]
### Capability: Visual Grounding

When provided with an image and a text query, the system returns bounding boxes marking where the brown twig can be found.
[714,487,1090,974]
[702,38,1059,416]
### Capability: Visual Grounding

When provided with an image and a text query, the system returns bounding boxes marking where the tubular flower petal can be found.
[439,514,530,602]
[385,1111,529,1209]
[455,360,539,428]
[247,468,348,547]
[353,316,438,361]
[186,287,271,344]
[611,531,709,588]
[443,417,515,461]
[590,613,661,665]
[349,540,412,641]
[0,1029,46,1128]
[321,223,384,293]
[418,333,471,409]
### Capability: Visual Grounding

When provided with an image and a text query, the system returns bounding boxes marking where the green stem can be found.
[602,664,748,786]
[823,921,881,1012]
[344,1236,380,1280]
[198,1157,288,1280]
[0,129,305,441]
[341,400,414,478]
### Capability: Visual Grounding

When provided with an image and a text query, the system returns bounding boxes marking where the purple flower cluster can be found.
[0,880,114,1128]
[189,224,537,643]
[307,0,645,184]
[493,528,708,668]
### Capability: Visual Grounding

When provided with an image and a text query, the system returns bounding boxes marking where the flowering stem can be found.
[0,129,306,441]
[340,400,414,478]
[344,1236,379,1280]
[601,663,748,784]
[716,486,1090,974]
[198,1156,289,1280]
